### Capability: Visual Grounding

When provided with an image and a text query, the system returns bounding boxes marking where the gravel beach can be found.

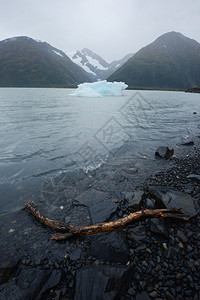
[0,138,200,300]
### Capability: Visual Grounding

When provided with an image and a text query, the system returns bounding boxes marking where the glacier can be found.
[72,80,128,97]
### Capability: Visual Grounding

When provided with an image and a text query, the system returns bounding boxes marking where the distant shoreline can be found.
[0,85,187,91]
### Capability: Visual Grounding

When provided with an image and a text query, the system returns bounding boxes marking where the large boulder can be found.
[75,265,132,300]
[148,185,200,218]
[0,267,62,300]
[122,190,144,212]
[90,231,129,264]
[74,189,117,224]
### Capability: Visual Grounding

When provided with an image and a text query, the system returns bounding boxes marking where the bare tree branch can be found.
[25,201,189,241]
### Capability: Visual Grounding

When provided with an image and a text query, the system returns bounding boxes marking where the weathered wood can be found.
[25,201,189,241]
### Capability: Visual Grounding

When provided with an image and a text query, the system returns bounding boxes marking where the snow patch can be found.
[3,37,17,43]
[52,50,63,57]
[73,56,96,75]
[71,80,128,98]
[35,39,44,43]
[86,56,108,70]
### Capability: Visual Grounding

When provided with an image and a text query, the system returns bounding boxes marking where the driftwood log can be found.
[25,201,189,241]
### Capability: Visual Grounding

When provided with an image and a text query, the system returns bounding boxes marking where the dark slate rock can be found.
[155,147,174,159]
[127,225,147,242]
[127,190,144,212]
[75,265,132,300]
[125,167,139,174]
[136,243,146,250]
[181,141,194,146]
[0,267,62,300]
[122,191,134,202]
[149,290,158,297]
[186,87,200,93]
[90,231,129,264]
[136,291,151,300]
[75,189,117,224]
[148,185,199,218]
[65,205,91,226]
[148,218,168,237]
[164,247,178,259]
[187,174,200,183]
[177,230,188,243]
[69,249,81,261]
[0,256,20,284]
[146,198,155,209]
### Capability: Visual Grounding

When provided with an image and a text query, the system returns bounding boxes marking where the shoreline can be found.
[0,138,200,299]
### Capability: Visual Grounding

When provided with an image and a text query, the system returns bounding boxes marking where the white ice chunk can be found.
[72,80,128,98]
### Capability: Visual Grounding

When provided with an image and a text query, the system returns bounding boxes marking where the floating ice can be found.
[72,80,128,97]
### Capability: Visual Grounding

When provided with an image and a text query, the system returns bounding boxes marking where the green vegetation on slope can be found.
[0,36,91,87]
[108,32,200,90]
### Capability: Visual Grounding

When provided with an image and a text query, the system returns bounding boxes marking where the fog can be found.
[0,0,200,61]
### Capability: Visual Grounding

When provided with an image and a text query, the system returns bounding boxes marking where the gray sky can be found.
[1,0,200,62]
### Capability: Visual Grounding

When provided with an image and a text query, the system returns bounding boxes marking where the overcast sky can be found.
[1,0,200,62]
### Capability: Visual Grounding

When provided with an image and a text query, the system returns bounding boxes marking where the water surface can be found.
[0,88,199,213]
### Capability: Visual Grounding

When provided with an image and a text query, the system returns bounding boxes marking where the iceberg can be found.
[72,80,128,97]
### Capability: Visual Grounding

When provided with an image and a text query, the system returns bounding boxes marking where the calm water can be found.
[0,88,200,214]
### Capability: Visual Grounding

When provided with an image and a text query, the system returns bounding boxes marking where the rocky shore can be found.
[186,87,200,93]
[0,138,200,299]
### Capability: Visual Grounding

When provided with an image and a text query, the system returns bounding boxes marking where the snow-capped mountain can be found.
[0,36,91,87]
[68,48,134,81]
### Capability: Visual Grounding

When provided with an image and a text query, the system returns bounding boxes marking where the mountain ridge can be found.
[108,31,200,90]
[68,48,133,80]
[0,36,91,87]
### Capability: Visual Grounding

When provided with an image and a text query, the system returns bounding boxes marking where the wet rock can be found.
[75,265,132,300]
[0,257,20,284]
[0,267,62,300]
[90,231,129,264]
[187,174,200,183]
[148,218,168,237]
[181,141,194,146]
[148,185,200,218]
[186,87,200,93]
[127,190,144,212]
[127,225,147,242]
[125,167,139,174]
[75,189,117,223]
[155,147,174,159]
[65,205,91,226]
[146,198,155,209]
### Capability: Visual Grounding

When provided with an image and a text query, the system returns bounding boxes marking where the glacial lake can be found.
[0,88,200,214]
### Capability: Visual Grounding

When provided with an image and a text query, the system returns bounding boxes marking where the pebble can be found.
[177,230,188,243]
[176,273,183,279]
[149,290,158,297]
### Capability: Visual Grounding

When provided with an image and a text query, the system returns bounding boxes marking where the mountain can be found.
[0,36,91,87]
[68,48,133,80]
[108,32,200,90]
